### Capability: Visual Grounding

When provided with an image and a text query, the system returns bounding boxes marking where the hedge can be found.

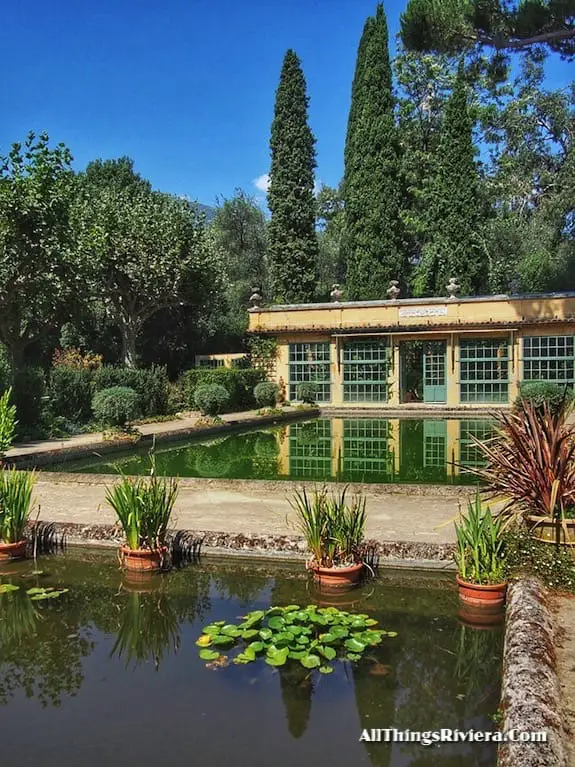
[48,367,93,424]
[92,365,169,417]
[194,383,230,416]
[179,367,266,412]
[516,380,574,415]
[92,386,140,428]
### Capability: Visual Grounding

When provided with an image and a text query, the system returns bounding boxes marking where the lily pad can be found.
[0,584,19,594]
[300,653,321,669]
[199,649,221,661]
[319,665,334,674]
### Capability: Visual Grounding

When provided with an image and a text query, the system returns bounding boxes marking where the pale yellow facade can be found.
[248,293,575,409]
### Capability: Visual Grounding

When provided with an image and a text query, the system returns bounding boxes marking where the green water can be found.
[0,550,502,766]
[45,417,495,485]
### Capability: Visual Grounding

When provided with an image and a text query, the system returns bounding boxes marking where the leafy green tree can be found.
[316,184,346,298]
[414,62,487,296]
[343,3,407,299]
[74,187,221,367]
[267,49,319,303]
[401,0,575,58]
[0,132,76,373]
[84,156,152,195]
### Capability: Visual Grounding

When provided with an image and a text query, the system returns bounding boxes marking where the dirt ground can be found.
[553,595,575,766]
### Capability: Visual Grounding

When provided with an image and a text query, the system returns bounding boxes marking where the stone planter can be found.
[526,515,575,546]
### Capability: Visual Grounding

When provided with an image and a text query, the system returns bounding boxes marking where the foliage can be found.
[194,384,230,417]
[0,389,17,459]
[74,182,221,367]
[12,367,45,431]
[179,367,266,412]
[316,184,346,295]
[267,49,319,303]
[48,366,93,423]
[400,0,575,58]
[91,386,140,429]
[0,132,76,372]
[52,347,102,370]
[105,445,178,551]
[289,485,366,567]
[0,468,36,543]
[502,524,575,592]
[516,380,575,415]
[454,488,506,584]
[296,382,317,404]
[92,365,170,417]
[195,604,396,672]
[343,2,407,299]
[247,335,278,374]
[414,62,486,297]
[466,399,575,527]
[254,381,279,409]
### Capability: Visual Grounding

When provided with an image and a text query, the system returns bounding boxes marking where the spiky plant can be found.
[454,488,505,584]
[0,469,36,543]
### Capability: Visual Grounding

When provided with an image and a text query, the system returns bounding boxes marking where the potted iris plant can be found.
[0,469,36,561]
[289,485,366,588]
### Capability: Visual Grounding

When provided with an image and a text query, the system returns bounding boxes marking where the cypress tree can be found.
[415,62,486,297]
[267,50,319,304]
[343,3,406,300]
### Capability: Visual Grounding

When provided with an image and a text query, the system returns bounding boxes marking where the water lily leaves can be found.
[386,631,398,638]
[202,624,222,636]
[240,629,259,640]
[344,638,366,653]
[259,628,273,641]
[346,652,362,661]
[265,647,289,667]
[247,641,264,654]
[211,634,236,647]
[318,645,337,661]
[288,650,307,660]
[365,618,378,626]
[296,635,310,645]
[284,605,300,611]
[275,631,295,645]
[319,665,334,674]
[267,616,285,631]
[221,625,241,637]
[26,587,69,600]
[318,632,337,644]
[196,635,212,647]
[300,654,321,669]
[199,649,221,661]
[239,610,264,629]
[0,584,19,594]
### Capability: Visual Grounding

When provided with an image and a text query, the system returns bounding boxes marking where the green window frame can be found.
[460,338,509,403]
[459,420,496,468]
[341,419,393,480]
[289,419,332,479]
[197,358,225,369]
[522,336,575,384]
[288,343,331,402]
[343,340,389,402]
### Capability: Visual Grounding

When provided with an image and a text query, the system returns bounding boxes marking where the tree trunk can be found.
[119,321,140,368]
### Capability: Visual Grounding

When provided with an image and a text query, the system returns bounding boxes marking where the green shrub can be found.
[0,389,17,459]
[92,386,140,428]
[92,365,169,417]
[503,525,575,592]
[166,380,185,415]
[48,367,93,423]
[516,380,574,415]
[296,382,317,404]
[12,367,45,430]
[194,384,230,416]
[179,367,266,412]
[254,381,279,408]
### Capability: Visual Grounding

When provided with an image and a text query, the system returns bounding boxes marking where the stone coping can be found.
[499,577,569,767]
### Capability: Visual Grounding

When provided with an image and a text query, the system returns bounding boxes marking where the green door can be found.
[423,341,446,403]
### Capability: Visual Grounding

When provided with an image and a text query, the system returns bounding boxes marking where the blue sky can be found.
[1,1,572,207]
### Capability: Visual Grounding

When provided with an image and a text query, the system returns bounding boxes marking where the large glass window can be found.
[523,336,575,384]
[289,419,332,479]
[459,420,497,469]
[343,340,389,402]
[341,418,393,481]
[460,338,509,403]
[288,343,331,402]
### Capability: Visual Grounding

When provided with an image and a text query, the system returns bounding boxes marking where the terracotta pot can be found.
[456,575,507,609]
[526,515,575,546]
[458,603,505,630]
[307,561,364,588]
[120,545,166,572]
[0,539,27,562]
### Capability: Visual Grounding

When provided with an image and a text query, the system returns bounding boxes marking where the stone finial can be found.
[330,283,343,303]
[509,277,521,295]
[387,280,400,300]
[446,277,460,300]
[249,286,263,309]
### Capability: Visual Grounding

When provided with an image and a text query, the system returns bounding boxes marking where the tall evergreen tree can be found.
[267,50,319,303]
[343,3,406,300]
[414,62,487,297]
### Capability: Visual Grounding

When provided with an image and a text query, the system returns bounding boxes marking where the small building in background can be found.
[194,352,247,369]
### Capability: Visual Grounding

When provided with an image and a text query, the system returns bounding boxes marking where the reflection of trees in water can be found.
[184,431,279,479]
[0,590,93,708]
[353,615,502,767]
[278,663,315,739]
[209,564,272,607]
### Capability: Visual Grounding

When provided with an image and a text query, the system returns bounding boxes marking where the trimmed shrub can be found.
[92,365,169,417]
[194,383,230,416]
[92,386,140,428]
[254,381,279,408]
[48,367,93,423]
[179,367,266,412]
[12,366,46,429]
[296,382,317,404]
[516,380,574,415]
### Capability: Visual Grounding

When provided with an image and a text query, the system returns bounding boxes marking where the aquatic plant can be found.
[454,488,506,585]
[0,468,36,543]
[0,584,68,600]
[289,485,366,568]
[195,604,396,673]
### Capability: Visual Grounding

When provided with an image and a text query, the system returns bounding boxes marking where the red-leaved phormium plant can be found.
[466,398,575,531]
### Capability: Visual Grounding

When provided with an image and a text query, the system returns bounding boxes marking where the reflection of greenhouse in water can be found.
[280,418,496,484]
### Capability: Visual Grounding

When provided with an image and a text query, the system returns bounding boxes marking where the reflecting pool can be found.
[0,551,502,766]
[45,417,496,485]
